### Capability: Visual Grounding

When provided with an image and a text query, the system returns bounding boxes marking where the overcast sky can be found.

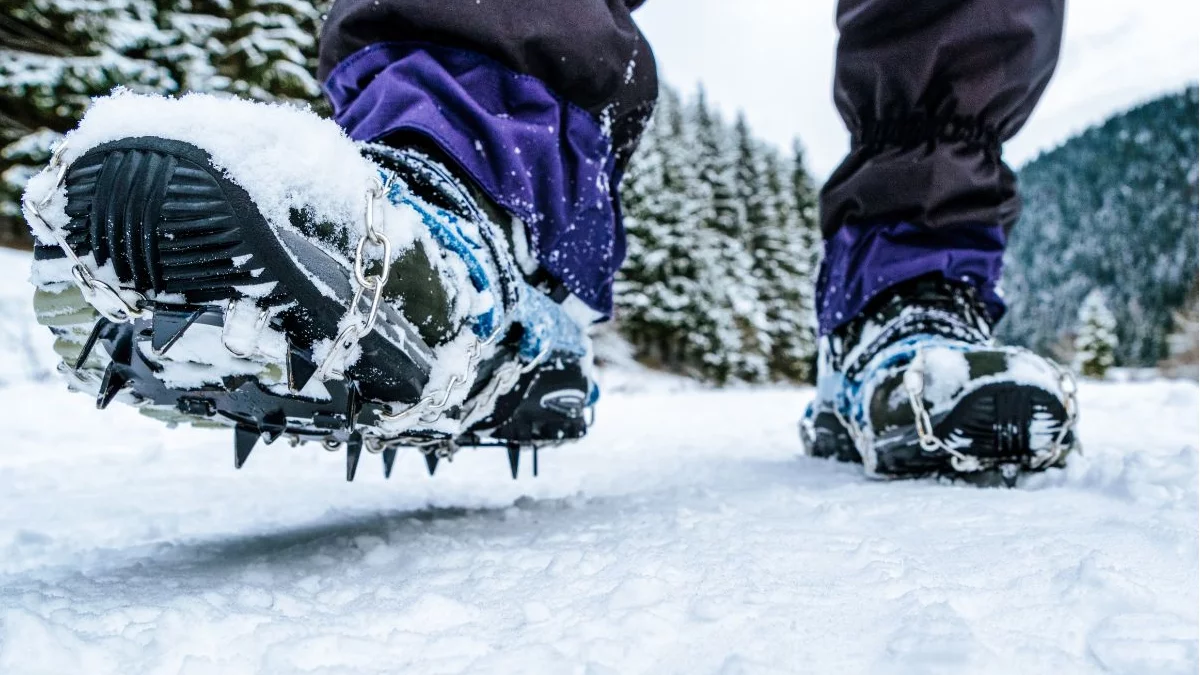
[635,0,1200,179]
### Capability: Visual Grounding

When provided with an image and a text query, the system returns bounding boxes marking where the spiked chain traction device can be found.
[899,349,1078,477]
[312,178,392,383]
[819,347,1080,487]
[803,275,1081,487]
[25,140,571,482]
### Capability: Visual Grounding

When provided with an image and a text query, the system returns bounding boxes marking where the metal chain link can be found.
[22,142,149,323]
[377,323,550,431]
[324,175,552,433]
[360,146,550,436]
[314,180,392,381]
[461,342,552,426]
[902,352,983,473]
[1040,362,1080,468]
[364,435,386,454]
[378,325,502,426]
[370,339,551,462]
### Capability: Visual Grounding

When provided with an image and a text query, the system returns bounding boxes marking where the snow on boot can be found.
[800,276,1079,487]
[22,92,595,479]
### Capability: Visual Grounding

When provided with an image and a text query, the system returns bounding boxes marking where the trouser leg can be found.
[318,0,658,316]
[817,0,1065,334]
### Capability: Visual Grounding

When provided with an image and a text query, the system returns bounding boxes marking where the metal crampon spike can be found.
[506,444,520,480]
[382,447,398,479]
[96,360,131,410]
[151,308,205,355]
[345,431,363,481]
[345,382,362,429]
[75,318,113,371]
[286,340,317,392]
[259,409,287,444]
[96,324,135,409]
[234,425,258,469]
[424,451,439,477]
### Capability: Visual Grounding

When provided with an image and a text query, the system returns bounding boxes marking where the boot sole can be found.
[802,382,1074,486]
[33,137,432,444]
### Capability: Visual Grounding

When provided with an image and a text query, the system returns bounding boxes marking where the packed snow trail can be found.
[0,250,1197,674]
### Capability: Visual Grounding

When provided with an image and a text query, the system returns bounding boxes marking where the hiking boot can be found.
[23,92,596,480]
[800,276,1078,487]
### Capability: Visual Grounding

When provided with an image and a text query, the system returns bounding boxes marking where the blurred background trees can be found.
[2,2,1196,381]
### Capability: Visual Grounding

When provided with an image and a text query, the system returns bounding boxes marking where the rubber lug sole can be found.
[41,137,436,442]
[32,136,592,477]
[805,383,1073,486]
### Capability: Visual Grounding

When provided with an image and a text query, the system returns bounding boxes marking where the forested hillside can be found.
[3,0,1194,375]
[998,87,1199,366]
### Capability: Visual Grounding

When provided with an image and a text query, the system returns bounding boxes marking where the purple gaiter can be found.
[817,222,1007,335]
[323,42,623,316]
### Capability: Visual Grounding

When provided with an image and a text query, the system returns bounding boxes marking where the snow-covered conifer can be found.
[1161,285,1198,376]
[618,90,825,384]
[1074,289,1119,378]
[1,0,175,231]
[999,87,1198,366]
[758,147,818,381]
[210,0,324,102]
[616,86,710,374]
[686,91,768,382]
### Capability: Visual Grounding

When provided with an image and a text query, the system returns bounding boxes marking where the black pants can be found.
[319,0,1065,332]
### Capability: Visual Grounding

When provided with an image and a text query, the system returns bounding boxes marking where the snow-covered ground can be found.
[0,248,1197,674]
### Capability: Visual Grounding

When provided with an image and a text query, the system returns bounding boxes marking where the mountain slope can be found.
[998,86,1199,365]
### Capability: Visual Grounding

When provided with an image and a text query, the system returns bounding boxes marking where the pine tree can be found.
[1073,289,1119,378]
[789,140,822,287]
[617,87,825,384]
[733,114,768,241]
[1,0,173,242]
[787,139,821,379]
[616,86,706,373]
[760,148,818,381]
[732,115,817,381]
[615,86,673,364]
[211,0,324,102]
[686,90,768,382]
[692,87,745,240]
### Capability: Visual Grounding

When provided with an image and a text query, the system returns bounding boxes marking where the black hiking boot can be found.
[800,276,1079,487]
[23,92,595,480]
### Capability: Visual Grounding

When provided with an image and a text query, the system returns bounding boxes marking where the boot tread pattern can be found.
[63,142,266,302]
